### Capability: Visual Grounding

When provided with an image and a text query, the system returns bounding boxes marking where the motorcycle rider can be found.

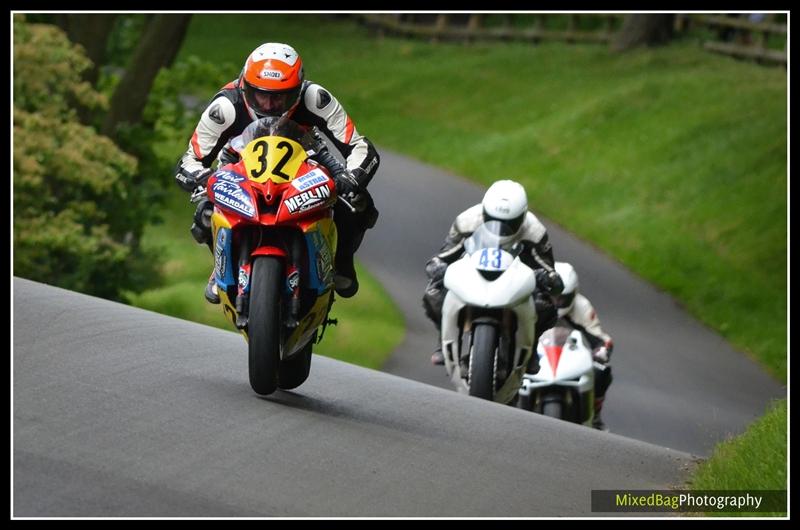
[423,180,563,374]
[553,261,614,431]
[174,42,380,302]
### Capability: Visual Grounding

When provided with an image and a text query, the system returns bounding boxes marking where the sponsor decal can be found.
[284,185,331,214]
[287,270,300,291]
[364,156,378,176]
[208,103,224,125]
[260,69,283,80]
[291,169,329,192]
[213,180,256,218]
[215,230,227,278]
[315,253,326,284]
[238,266,250,291]
[215,170,246,183]
[310,231,333,285]
[316,89,332,110]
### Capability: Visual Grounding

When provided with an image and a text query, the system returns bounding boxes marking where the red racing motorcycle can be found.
[192,117,349,396]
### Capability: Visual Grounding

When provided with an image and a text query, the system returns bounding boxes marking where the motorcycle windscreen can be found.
[464,220,524,281]
[236,117,311,184]
[464,220,524,256]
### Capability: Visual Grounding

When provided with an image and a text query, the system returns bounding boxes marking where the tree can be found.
[611,14,676,52]
[13,15,157,300]
[102,14,192,138]
[53,14,118,86]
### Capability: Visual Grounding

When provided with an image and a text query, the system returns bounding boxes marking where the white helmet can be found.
[554,261,579,317]
[481,180,528,236]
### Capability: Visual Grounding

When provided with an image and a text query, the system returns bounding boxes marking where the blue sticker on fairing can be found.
[214,228,235,290]
[292,169,329,192]
[305,230,333,294]
[212,180,256,218]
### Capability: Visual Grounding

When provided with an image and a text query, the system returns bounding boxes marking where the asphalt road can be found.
[357,148,786,457]
[14,277,693,517]
[12,148,785,517]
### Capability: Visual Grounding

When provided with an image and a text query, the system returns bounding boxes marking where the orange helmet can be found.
[240,43,304,118]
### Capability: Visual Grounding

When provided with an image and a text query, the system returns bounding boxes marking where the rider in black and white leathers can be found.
[423,181,563,372]
[176,79,380,190]
[175,49,379,300]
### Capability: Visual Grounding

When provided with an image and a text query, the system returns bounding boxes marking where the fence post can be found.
[565,14,576,43]
[757,13,774,48]
[432,14,448,43]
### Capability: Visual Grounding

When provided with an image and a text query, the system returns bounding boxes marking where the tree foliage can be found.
[13,15,160,300]
[102,14,192,137]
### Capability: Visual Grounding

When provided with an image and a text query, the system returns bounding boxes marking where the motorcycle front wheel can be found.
[468,323,498,400]
[542,396,564,419]
[248,256,283,396]
[278,332,315,390]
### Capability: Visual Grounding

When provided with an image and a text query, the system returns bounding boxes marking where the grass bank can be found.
[176,14,786,499]
[688,398,787,516]
[179,14,786,382]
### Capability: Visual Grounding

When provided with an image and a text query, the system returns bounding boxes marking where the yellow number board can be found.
[241,136,307,184]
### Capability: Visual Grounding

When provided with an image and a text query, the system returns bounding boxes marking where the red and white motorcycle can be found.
[517,320,597,426]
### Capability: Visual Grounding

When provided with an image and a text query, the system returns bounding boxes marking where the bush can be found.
[13,15,161,300]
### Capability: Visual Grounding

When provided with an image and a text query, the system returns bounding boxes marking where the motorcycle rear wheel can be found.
[248,256,283,396]
[468,323,498,400]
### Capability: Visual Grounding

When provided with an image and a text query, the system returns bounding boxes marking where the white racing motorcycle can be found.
[440,220,538,404]
[517,319,597,426]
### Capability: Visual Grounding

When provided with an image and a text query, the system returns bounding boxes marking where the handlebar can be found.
[190,186,208,204]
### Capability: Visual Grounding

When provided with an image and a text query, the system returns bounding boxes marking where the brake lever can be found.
[337,194,357,213]
[190,186,207,204]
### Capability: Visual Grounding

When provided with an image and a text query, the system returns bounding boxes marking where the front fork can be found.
[234,237,252,330]
[234,229,305,330]
[285,232,304,329]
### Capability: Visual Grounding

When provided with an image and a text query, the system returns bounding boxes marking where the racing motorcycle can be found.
[440,220,539,404]
[517,319,596,426]
[192,117,348,396]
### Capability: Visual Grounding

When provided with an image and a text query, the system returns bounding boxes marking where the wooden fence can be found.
[676,14,787,65]
[358,13,624,44]
[357,13,787,66]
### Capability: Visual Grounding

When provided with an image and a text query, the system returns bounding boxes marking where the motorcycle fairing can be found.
[210,178,257,220]
[519,325,595,426]
[212,215,236,292]
[302,218,337,294]
[444,256,536,308]
[441,289,537,404]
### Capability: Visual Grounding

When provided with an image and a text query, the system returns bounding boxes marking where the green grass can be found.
[174,15,788,498]
[122,14,786,503]
[178,14,786,382]
[125,183,404,369]
[688,399,787,516]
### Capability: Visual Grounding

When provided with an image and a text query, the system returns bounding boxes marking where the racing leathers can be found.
[422,204,564,373]
[560,293,614,429]
[175,78,380,298]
